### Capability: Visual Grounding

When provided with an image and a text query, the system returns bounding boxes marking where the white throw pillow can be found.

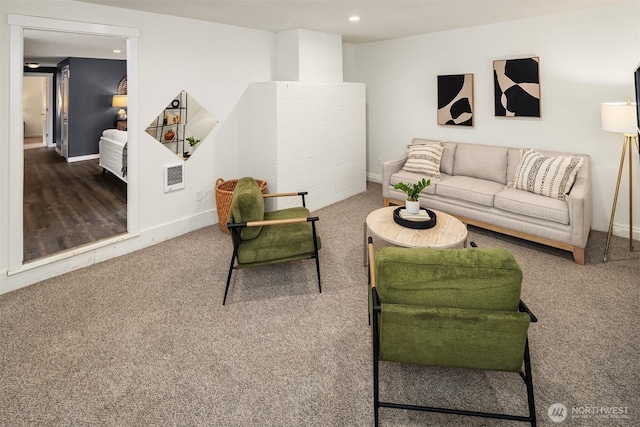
[401,143,444,178]
[509,149,584,200]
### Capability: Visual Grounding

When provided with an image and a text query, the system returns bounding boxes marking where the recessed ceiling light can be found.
[112,49,122,53]
[25,63,40,69]
[349,16,360,22]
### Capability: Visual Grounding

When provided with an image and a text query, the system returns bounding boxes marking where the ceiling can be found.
[24,0,619,66]
[24,29,127,67]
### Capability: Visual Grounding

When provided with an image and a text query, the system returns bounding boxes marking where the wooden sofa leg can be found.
[383,198,391,207]
[572,247,585,265]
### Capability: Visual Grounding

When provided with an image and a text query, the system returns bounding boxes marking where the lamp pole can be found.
[603,133,639,261]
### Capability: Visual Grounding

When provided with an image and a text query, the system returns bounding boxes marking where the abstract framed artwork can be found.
[437,74,474,126]
[494,57,540,117]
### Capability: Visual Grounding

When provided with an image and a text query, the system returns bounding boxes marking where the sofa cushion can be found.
[401,142,444,178]
[453,144,508,184]
[230,177,264,240]
[495,188,570,225]
[509,149,584,201]
[390,170,439,195]
[436,176,506,207]
[440,141,457,176]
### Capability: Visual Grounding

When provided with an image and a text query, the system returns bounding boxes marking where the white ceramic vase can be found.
[405,200,420,214]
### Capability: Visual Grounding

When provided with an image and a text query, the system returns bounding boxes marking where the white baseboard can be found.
[67,154,99,163]
[367,172,382,183]
[0,209,217,295]
[611,223,640,242]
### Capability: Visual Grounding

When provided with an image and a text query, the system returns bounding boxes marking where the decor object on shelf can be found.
[367,240,537,427]
[393,178,430,214]
[222,177,321,305]
[437,74,474,126]
[112,95,127,120]
[145,90,218,161]
[383,138,592,264]
[186,136,200,153]
[494,57,540,117]
[601,99,639,262]
[164,129,175,141]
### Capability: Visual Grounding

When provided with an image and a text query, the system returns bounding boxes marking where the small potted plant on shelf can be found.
[394,178,431,214]
[186,136,201,155]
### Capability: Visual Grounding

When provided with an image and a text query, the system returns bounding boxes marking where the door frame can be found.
[8,14,140,273]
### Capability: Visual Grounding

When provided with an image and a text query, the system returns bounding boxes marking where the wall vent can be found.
[164,163,185,192]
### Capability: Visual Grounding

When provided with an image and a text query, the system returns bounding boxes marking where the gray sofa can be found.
[382,138,592,264]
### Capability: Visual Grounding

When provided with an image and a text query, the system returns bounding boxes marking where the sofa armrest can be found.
[382,155,408,198]
[567,173,592,247]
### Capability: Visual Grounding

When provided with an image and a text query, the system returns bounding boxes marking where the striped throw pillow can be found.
[509,149,584,200]
[401,143,444,178]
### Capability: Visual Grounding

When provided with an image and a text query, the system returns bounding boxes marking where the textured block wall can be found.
[247,81,366,212]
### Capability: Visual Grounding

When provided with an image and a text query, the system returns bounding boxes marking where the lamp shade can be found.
[601,101,637,134]
[112,95,128,108]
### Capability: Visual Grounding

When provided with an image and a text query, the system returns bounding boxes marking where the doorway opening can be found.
[8,14,140,272]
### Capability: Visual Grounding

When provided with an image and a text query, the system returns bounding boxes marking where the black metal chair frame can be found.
[367,238,538,426]
[223,191,321,305]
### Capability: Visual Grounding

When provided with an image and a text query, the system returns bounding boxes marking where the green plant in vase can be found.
[394,178,430,214]
[186,136,201,147]
[185,136,201,156]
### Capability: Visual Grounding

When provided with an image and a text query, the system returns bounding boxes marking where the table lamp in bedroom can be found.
[112,95,128,120]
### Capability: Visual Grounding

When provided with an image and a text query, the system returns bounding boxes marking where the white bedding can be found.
[99,130,127,183]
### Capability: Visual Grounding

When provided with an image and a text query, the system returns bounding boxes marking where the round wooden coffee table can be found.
[364,206,468,264]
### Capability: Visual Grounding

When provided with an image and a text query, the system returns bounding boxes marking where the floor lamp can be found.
[601,100,639,262]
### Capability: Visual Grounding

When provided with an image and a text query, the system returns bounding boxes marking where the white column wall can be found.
[246,82,366,212]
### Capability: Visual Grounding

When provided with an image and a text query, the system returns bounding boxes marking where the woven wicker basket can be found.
[215,178,267,234]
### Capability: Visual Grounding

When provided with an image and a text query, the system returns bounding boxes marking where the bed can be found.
[99,129,128,183]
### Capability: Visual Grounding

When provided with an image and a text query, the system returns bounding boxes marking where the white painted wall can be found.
[298,30,343,82]
[244,82,366,211]
[344,2,640,237]
[0,1,275,293]
[276,29,343,82]
[275,30,300,81]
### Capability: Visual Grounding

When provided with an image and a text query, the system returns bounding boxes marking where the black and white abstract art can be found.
[494,57,540,117]
[437,74,474,126]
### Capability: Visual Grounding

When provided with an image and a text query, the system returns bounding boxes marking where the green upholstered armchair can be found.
[223,177,321,305]
[367,240,537,426]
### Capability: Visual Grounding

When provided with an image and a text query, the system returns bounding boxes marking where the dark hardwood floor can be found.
[23,147,127,262]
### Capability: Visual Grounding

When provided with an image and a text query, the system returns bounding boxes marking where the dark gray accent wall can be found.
[57,58,127,158]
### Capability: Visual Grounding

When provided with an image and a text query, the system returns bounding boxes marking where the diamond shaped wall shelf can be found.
[146,91,217,160]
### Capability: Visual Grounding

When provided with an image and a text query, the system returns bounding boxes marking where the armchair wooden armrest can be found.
[263,191,308,207]
[227,216,319,229]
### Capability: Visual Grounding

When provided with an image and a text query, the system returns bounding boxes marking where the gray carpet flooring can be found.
[1,182,638,426]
